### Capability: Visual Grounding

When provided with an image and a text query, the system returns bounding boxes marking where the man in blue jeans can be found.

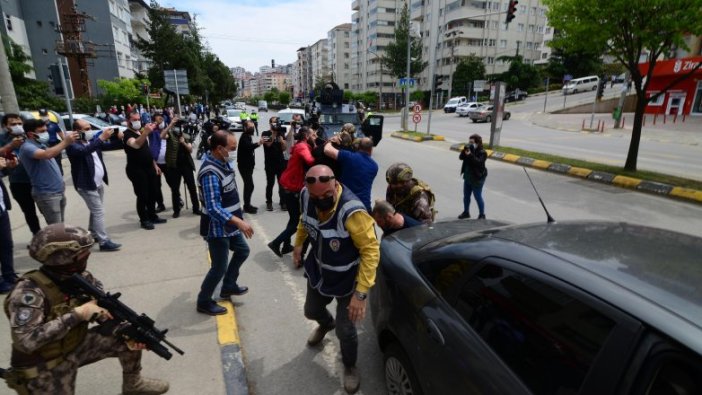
[196,131,253,316]
[18,119,77,224]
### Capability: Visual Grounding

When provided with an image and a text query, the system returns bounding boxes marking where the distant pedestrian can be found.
[237,120,263,214]
[458,134,488,220]
[261,117,287,211]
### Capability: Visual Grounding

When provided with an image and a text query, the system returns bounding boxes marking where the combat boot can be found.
[123,373,169,394]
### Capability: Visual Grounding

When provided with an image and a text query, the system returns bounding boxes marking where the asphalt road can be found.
[2,108,701,395]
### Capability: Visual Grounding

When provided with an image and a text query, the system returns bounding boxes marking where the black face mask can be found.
[245,127,255,134]
[311,195,335,211]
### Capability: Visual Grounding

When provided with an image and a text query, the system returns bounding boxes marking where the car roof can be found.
[278,108,305,114]
[413,220,702,354]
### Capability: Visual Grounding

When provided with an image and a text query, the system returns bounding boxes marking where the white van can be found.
[562,76,599,95]
[443,96,467,113]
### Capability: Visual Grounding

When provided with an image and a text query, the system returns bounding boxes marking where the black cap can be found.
[38,109,48,116]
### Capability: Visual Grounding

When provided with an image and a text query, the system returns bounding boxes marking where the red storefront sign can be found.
[638,56,702,115]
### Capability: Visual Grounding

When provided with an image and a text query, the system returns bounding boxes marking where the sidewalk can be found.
[525,112,702,146]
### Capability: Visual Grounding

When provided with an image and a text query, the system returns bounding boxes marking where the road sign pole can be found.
[58,57,74,128]
[173,69,182,117]
[543,77,549,113]
[590,76,599,129]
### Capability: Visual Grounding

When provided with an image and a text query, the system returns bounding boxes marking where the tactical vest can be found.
[197,155,243,237]
[4,270,88,368]
[301,186,366,297]
[391,178,436,222]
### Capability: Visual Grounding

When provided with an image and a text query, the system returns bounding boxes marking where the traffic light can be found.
[506,0,518,24]
[596,79,605,100]
[434,75,444,90]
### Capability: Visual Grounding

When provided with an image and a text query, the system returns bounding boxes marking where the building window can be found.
[545,27,551,34]
[499,39,507,48]
[526,42,533,49]
[486,57,494,64]
[5,14,12,31]
[528,24,535,33]
[517,23,524,32]
[531,6,537,15]
[488,39,496,47]
[542,53,548,59]
[519,5,527,14]
[647,91,665,106]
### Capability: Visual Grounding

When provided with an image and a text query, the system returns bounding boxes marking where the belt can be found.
[13,356,65,380]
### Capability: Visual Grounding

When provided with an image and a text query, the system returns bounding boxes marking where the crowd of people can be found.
[0,105,489,394]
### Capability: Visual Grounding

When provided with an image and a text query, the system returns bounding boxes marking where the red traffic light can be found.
[506,0,518,24]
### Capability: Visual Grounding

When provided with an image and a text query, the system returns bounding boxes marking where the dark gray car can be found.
[371,220,702,395]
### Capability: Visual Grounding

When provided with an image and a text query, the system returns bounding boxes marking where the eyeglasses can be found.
[305,175,335,184]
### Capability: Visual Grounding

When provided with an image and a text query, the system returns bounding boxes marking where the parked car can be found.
[258,100,269,112]
[60,114,126,150]
[468,105,511,123]
[95,112,127,126]
[443,96,468,113]
[371,219,702,395]
[455,102,482,117]
[234,101,246,110]
[224,109,243,131]
[504,89,528,102]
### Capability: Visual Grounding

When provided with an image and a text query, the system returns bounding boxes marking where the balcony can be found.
[55,40,97,58]
[352,0,359,11]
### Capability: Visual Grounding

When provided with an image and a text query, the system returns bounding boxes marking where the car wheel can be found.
[485,115,491,123]
[385,343,423,395]
[471,119,477,123]
[504,112,511,120]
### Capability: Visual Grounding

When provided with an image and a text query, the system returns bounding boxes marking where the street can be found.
[3,107,702,395]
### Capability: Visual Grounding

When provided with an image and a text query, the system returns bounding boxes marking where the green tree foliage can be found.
[263,90,278,103]
[545,46,603,81]
[497,55,541,90]
[452,55,486,97]
[2,35,64,111]
[278,91,291,106]
[97,78,151,107]
[136,1,236,104]
[381,3,426,80]
[544,0,702,171]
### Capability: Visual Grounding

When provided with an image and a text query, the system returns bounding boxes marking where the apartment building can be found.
[310,39,331,85]
[128,0,151,75]
[293,47,311,99]
[328,23,353,90]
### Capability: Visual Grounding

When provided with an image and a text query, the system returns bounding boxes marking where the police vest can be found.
[197,156,243,237]
[301,186,366,297]
[250,113,258,121]
[240,113,249,120]
[4,270,88,368]
[391,178,436,222]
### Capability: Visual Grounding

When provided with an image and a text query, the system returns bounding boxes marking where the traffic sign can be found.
[563,74,573,82]
[412,113,422,124]
[474,80,486,92]
[412,104,422,113]
[399,78,416,87]
[164,69,190,95]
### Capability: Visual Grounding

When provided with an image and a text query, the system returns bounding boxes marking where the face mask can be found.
[159,121,166,129]
[311,195,335,211]
[41,117,49,122]
[227,150,237,164]
[131,121,142,130]
[83,130,95,141]
[10,125,24,135]
[36,132,50,144]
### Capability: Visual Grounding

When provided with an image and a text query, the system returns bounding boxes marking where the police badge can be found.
[329,239,341,252]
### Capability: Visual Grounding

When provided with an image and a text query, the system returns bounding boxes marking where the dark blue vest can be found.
[301,186,366,297]
[197,155,243,238]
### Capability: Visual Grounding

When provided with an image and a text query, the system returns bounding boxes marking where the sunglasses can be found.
[305,175,335,184]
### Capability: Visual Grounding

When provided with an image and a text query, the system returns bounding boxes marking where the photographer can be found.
[164,118,201,218]
[237,121,263,214]
[458,133,488,220]
[66,120,122,251]
[261,117,287,211]
[148,113,174,213]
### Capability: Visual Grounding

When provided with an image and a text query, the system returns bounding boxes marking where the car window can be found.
[227,110,241,117]
[637,354,702,395]
[455,263,616,395]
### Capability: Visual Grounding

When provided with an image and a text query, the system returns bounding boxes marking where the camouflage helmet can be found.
[386,162,414,184]
[341,123,356,136]
[29,224,94,266]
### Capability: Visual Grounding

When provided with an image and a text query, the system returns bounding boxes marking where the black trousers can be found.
[165,166,199,213]
[9,182,41,234]
[238,165,255,208]
[155,164,167,208]
[0,209,16,281]
[271,190,300,248]
[125,167,158,222]
[264,166,284,204]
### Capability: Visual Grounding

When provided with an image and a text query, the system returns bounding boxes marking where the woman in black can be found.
[458,133,488,220]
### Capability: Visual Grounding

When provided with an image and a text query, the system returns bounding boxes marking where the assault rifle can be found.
[47,271,184,360]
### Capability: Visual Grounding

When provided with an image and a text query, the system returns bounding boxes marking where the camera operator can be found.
[164,119,201,218]
[261,117,286,211]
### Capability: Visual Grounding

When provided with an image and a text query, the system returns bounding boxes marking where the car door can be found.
[361,114,383,146]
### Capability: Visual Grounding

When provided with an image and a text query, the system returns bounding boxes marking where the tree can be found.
[544,0,702,171]
[278,91,291,106]
[545,46,604,81]
[263,90,278,103]
[496,55,541,90]
[97,78,151,107]
[2,35,64,111]
[381,3,426,80]
[452,55,486,97]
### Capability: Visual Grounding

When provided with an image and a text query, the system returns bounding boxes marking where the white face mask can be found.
[36,132,50,144]
[159,121,166,129]
[10,125,24,135]
[227,150,237,164]
[83,130,96,140]
[131,121,142,130]
[41,117,49,122]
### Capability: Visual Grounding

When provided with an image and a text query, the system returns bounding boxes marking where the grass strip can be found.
[492,145,702,190]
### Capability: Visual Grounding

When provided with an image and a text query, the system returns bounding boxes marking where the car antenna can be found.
[523,167,555,223]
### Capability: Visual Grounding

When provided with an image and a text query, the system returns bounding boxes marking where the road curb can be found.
[216,301,248,395]
[391,131,445,142]
[449,143,702,205]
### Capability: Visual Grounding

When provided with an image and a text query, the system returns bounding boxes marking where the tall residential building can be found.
[293,47,311,99]
[328,23,352,90]
[161,8,194,36]
[310,38,330,85]
[128,0,151,75]
[350,0,401,97]
[534,19,554,65]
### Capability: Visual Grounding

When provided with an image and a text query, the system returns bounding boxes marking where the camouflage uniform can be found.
[3,223,167,395]
[385,163,435,224]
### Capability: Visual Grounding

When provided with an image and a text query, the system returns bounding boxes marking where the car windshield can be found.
[227,110,241,117]
[82,116,111,127]
[319,113,359,125]
[447,99,460,104]
[278,112,304,123]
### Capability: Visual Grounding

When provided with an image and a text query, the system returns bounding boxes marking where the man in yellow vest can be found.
[250,111,259,135]
[3,224,169,394]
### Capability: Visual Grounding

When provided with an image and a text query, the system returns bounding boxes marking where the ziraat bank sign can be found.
[640,56,702,76]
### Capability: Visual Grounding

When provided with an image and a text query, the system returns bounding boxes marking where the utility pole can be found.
[403,27,411,131]
[0,37,20,113]
[614,73,629,129]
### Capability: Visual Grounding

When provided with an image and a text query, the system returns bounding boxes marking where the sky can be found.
[162,0,353,73]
